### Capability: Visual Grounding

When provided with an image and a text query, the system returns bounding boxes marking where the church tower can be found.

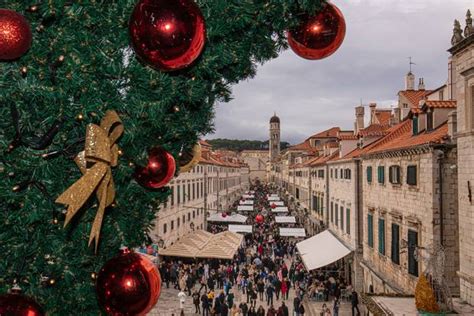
[269,113,280,162]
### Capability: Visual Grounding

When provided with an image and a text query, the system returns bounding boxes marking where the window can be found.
[330,202,334,223]
[389,165,401,184]
[188,213,191,221]
[313,196,318,212]
[427,111,433,131]
[408,230,419,276]
[340,206,344,230]
[182,215,186,224]
[177,218,180,227]
[377,166,385,184]
[378,218,385,255]
[335,169,338,179]
[340,169,344,179]
[335,204,339,227]
[171,187,174,206]
[330,169,333,178]
[345,169,351,180]
[412,116,418,135]
[368,214,374,248]
[346,208,351,235]
[163,223,167,234]
[318,170,324,178]
[177,185,181,205]
[188,184,191,201]
[403,103,408,108]
[296,188,300,199]
[391,223,400,264]
[367,166,373,183]
[182,184,186,203]
[407,166,417,185]
[171,220,174,230]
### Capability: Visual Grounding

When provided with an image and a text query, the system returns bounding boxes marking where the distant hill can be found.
[207,139,290,152]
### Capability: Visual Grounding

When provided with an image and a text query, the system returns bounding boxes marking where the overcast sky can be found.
[205,0,473,145]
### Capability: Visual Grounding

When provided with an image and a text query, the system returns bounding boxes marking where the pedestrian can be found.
[266,304,277,316]
[281,279,288,301]
[240,302,249,316]
[266,283,274,306]
[248,306,257,316]
[298,302,305,316]
[333,298,339,316]
[221,302,229,316]
[201,292,210,316]
[193,290,201,314]
[351,290,360,316]
[178,290,186,314]
[231,304,241,316]
[257,279,265,301]
[227,291,235,309]
[293,296,300,316]
[257,305,266,316]
[277,301,289,316]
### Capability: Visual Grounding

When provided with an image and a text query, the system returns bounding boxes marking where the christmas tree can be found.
[0,0,323,314]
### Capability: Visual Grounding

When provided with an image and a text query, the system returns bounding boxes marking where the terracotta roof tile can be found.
[423,100,457,109]
[307,127,340,140]
[399,90,432,108]
[309,151,339,166]
[358,124,390,137]
[199,140,212,147]
[375,110,392,125]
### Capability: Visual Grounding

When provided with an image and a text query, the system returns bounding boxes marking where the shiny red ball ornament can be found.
[134,147,176,189]
[0,288,44,316]
[255,214,264,224]
[271,203,277,209]
[221,212,227,218]
[129,0,206,71]
[0,9,32,61]
[96,248,162,316]
[288,2,346,60]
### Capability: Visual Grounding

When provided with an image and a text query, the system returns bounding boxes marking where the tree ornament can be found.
[96,248,162,315]
[255,214,264,224]
[55,110,124,251]
[0,9,32,61]
[129,0,206,71]
[178,142,202,173]
[271,203,277,209]
[134,147,176,189]
[0,284,45,316]
[288,2,346,60]
[221,212,227,218]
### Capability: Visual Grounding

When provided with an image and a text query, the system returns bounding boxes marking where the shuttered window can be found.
[391,224,400,264]
[331,202,334,223]
[413,116,419,135]
[378,166,385,184]
[389,165,401,184]
[378,218,385,255]
[407,165,417,185]
[346,208,351,235]
[368,214,374,248]
[367,166,373,183]
[340,206,344,229]
[408,230,419,276]
[335,204,339,227]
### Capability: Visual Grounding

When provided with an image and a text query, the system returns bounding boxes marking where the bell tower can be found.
[269,113,280,162]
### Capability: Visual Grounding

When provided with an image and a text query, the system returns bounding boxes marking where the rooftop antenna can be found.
[408,57,416,73]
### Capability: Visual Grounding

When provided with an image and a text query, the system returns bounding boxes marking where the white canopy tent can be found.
[268,196,280,201]
[242,194,255,199]
[228,225,253,234]
[270,201,285,206]
[272,206,289,213]
[296,230,352,271]
[245,190,255,194]
[269,193,279,197]
[237,205,254,212]
[239,200,254,205]
[275,216,296,224]
[279,227,306,237]
[207,213,248,223]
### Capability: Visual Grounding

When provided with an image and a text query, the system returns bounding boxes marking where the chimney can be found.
[369,103,377,125]
[405,72,415,90]
[418,78,425,90]
[448,110,457,138]
[355,105,365,134]
[391,108,401,125]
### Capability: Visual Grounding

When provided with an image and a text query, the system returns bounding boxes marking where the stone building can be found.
[269,113,281,162]
[449,10,474,305]
[151,141,250,246]
[239,150,268,182]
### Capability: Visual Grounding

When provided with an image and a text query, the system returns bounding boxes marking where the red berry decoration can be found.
[0,9,32,61]
[129,0,206,71]
[255,214,264,224]
[134,147,176,189]
[96,248,162,315]
[288,2,346,60]
[0,286,44,316]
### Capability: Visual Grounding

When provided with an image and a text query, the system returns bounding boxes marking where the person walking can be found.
[277,301,289,316]
[248,306,257,316]
[178,290,187,315]
[293,296,300,316]
[201,292,210,316]
[280,279,288,301]
[240,302,249,316]
[221,302,229,316]
[257,279,265,301]
[298,303,305,316]
[192,290,201,314]
[266,283,274,306]
[333,298,340,316]
[256,305,266,316]
[351,290,360,316]
[266,304,277,316]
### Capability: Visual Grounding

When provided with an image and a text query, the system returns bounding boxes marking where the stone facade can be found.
[240,150,268,182]
[449,19,474,305]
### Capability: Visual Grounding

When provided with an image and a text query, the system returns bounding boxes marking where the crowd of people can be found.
[158,184,361,316]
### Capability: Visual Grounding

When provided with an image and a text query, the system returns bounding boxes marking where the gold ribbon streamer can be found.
[56,110,123,252]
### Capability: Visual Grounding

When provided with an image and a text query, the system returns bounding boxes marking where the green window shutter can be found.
[367,166,372,183]
[340,206,344,229]
[330,202,334,223]
[368,214,373,248]
[408,230,419,276]
[378,218,385,255]
[346,208,350,235]
[391,224,400,264]
[335,204,339,226]
[412,116,419,135]
[407,165,417,185]
[378,166,385,184]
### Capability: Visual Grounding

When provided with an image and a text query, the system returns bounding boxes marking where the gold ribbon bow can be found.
[56,110,123,252]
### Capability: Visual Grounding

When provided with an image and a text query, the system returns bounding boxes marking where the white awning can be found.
[237,205,254,212]
[240,200,254,205]
[296,230,352,271]
[275,216,296,224]
[228,225,253,234]
[279,227,306,237]
[245,190,255,194]
[270,194,279,197]
[207,213,248,223]
[270,201,285,206]
[242,194,255,199]
[268,196,280,201]
[272,206,289,213]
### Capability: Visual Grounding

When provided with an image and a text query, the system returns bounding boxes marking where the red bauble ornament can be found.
[96,249,162,315]
[0,9,32,61]
[271,203,277,209]
[221,212,227,218]
[129,0,206,71]
[134,147,176,189]
[0,288,44,316]
[288,2,346,60]
[255,214,264,224]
